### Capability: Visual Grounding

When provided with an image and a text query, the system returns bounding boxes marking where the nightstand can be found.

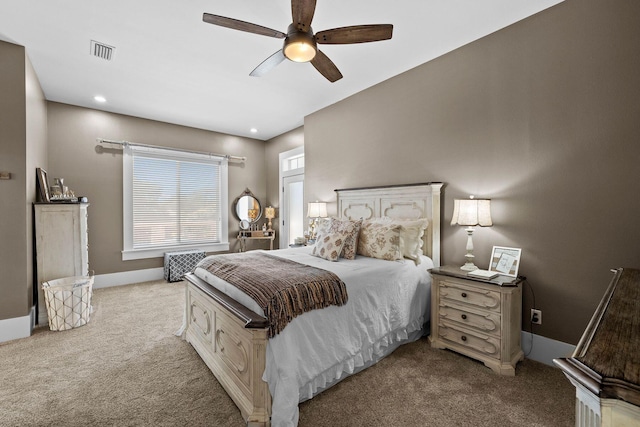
[429,265,524,376]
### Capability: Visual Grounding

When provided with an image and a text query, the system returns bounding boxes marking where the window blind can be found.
[123,145,229,258]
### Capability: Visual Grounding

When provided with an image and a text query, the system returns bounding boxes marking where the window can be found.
[122,145,229,260]
[285,154,304,171]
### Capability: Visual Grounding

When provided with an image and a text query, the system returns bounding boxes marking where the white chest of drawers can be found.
[429,266,524,376]
[34,203,89,326]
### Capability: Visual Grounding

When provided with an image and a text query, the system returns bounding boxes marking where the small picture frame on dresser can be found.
[36,167,50,202]
[489,246,521,277]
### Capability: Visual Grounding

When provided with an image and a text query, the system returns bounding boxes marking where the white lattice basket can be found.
[42,274,94,331]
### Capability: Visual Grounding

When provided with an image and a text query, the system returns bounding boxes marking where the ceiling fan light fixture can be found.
[283,25,317,62]
[284,41,316,62]
[202,6,393,82]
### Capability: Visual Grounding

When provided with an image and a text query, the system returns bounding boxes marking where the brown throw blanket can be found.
[196,252,348,337]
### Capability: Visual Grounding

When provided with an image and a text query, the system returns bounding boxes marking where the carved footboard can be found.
[183,273,271,426]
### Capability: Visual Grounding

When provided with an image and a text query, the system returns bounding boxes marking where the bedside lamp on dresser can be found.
[307,201,327,241]
[451,196,492,271]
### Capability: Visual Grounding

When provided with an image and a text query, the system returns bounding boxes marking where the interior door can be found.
[282,174,304,247]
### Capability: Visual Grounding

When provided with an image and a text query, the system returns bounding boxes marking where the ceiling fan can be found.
[203,0,393,82]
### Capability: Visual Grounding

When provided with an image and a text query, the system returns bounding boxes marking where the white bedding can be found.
[193,246,433,427]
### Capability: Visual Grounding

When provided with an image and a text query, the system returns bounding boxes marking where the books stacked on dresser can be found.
[467,269,499,280]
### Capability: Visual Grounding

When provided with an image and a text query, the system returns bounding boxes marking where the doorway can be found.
[279,147,304,248]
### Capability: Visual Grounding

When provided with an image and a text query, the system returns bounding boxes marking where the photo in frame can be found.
[36,167,50,202]
[489,246,522,277]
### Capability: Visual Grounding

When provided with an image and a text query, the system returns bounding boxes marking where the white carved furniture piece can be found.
[182,182,443,426]
[34,203,89,326]
[429,265,523,376]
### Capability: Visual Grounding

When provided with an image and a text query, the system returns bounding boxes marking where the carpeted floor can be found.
[0,280,575,426]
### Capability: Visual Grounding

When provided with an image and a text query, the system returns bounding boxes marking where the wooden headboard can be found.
[335,183,444,267]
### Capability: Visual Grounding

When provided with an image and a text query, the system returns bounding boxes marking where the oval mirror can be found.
[234,188,262,223]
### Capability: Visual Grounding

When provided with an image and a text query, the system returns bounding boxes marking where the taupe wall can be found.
[46,102,266,275]
[0,41,47,321]
[304,0,640,344]
[265,127,304,249]
[24,50,48,308]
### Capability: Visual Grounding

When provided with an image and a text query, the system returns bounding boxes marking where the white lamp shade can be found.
[307,202,328,218]
[451,198,492,227]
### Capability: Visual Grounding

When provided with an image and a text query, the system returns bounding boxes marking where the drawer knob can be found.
[461,335,467,342]
[461,314,467,320]
[461,292,467,298]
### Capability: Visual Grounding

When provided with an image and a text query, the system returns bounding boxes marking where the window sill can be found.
[122,242,229,261]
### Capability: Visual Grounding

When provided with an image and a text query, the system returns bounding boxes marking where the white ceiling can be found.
[0,0,562,140]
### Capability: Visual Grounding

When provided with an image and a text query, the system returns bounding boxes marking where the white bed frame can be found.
[182,182,443,426]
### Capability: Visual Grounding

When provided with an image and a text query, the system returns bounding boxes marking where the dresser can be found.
[554,268,640,427]
[429,266,523,376]
[237,230,275,252]
[34,203,89,326]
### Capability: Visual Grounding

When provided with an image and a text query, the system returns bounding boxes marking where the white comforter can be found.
[193,247,433,427]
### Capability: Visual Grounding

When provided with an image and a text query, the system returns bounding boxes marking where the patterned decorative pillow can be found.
[357,221,402,261]
[311,230,349,262]
[327,218,363,260]
[363,217,429,264]
[314,217,332,240]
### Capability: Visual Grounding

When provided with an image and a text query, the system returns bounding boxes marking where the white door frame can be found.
[279,146,304,248]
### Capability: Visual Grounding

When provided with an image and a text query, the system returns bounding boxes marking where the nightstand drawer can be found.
[438,280,501,313]
[439,321,501,360]
[438,302,501,336]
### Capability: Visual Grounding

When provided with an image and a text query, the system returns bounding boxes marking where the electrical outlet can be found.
[531,309,542,325]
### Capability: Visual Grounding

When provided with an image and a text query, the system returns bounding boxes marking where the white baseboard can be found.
[521,330,576,367]
[93,267,165,289]
[0,307,34,344]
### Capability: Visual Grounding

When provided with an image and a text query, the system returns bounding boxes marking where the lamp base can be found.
[460,227,478,271]
[460,262,479,271]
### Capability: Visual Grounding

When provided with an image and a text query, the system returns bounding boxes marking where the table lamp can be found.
[451,196,492,271]
[264,206,276,231]
[307,201,328,240]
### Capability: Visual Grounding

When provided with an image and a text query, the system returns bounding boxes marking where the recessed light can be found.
[94,95,106,103]
[250,128,258,134]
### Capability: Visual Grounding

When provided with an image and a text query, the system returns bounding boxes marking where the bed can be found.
[181,183,443,426]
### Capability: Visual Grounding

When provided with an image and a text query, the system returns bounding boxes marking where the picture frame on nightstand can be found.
[489,246,521,277]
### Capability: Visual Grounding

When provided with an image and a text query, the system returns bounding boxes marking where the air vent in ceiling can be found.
[90,40,115,61]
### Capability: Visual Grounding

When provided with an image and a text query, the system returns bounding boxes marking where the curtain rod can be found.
[96,138,247,162]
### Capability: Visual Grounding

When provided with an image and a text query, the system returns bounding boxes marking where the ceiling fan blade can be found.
[315,24,393,44]
[310,50,343,83]
[291,0,317,31]
[250,50,286,77]
[203,13,286,39]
